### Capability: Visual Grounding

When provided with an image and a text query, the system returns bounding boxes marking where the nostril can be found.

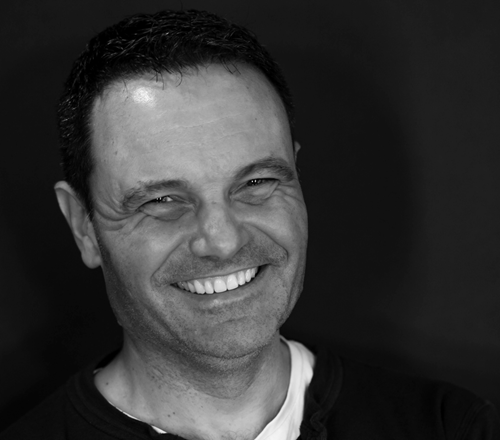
[190,207,248,259]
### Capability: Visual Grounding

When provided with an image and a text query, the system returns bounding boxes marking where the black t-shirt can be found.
[2,346,499,439]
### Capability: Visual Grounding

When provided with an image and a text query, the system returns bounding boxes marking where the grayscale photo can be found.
[1,1,499,438]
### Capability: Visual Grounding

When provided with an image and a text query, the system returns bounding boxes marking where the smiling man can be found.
[1,9,499,440]
[84,65,306,365]
[58,62,306,439]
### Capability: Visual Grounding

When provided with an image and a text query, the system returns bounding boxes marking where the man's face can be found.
[89,64,307,360]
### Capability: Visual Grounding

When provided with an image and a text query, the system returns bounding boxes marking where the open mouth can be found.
[174,266,261,295]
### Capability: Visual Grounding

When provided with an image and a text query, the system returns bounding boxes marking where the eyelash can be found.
[144,179,275,206]
[151,195,174,203]
[246,178,275,187]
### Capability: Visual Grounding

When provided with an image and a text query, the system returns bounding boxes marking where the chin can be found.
[181,319,281,363]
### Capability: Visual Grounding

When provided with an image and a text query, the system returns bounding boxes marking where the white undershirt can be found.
[254,338,315,440]
[106,338,315,440]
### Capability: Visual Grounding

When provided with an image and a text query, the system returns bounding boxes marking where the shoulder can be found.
[0,385,70,439]
[0,353,120,440]
[308,346,500,439]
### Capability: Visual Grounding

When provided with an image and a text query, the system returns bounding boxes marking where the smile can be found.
[175,267,260,295]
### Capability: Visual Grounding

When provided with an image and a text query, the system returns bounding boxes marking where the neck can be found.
[95,333,291,440]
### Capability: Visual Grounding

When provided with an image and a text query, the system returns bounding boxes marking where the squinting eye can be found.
[247,178,275,187]
[139,194,189,221]
[235,178,278,205]
[150,195,174,204]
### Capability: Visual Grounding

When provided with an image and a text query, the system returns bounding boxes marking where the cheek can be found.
[103,218,192,276]
[250,197,308,252]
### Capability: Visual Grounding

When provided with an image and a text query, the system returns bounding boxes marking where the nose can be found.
[189,200,249,260]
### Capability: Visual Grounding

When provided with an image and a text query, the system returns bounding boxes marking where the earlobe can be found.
[54,181,102,269]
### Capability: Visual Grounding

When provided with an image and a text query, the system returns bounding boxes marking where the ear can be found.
[293,140,301,162]
[54,181,102,269]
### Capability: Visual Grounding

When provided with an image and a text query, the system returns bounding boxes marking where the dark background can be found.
[1,0,499,430]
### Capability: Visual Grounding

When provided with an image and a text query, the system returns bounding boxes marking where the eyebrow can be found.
[120,156,296,211]
[233,156,296,182]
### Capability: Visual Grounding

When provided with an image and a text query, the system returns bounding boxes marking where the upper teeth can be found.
[176,267,258,295]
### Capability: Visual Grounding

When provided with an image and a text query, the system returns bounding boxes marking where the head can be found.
[57,9,295,216]
[55,10,307,364]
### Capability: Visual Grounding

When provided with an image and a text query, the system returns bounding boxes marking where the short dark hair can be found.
[57,9,295,214]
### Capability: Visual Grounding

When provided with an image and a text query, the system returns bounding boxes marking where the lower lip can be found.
[173,266,265,301]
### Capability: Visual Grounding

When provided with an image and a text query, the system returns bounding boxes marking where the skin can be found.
[55,64,308,439]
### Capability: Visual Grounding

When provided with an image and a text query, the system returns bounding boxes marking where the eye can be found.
[246,178,276,187]
[149,195,175,204]
[234,178,278,205]
[139,195,190,221]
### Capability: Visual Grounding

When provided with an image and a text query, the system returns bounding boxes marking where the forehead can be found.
[89,64,293,194]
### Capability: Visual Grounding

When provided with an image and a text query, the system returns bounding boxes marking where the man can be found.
[1,9,498,440]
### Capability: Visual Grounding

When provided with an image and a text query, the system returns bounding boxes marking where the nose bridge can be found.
[190,198,247,260]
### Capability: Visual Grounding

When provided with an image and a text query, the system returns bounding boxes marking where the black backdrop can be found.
[1,0,499,430]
